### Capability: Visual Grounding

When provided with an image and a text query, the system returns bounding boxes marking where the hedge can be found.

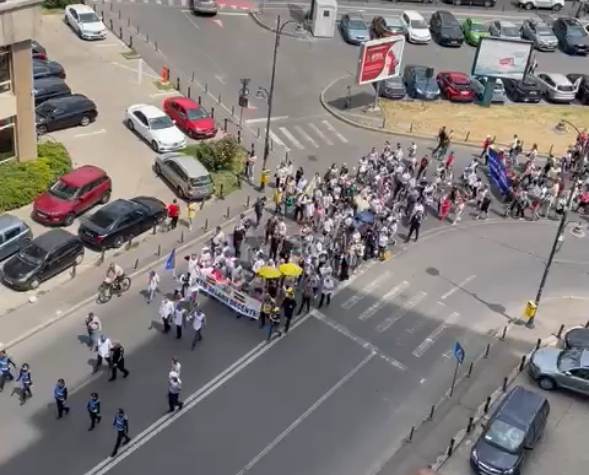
[42,0,77,9]
[0,142,72,212]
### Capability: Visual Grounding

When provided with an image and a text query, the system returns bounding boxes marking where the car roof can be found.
[540,72,571,84]
[435,10,457,20]
[383,16,402,25]
[60,165,106,187]
[99,199,138,216]
[444,71,469,81]
[34,77,67,88]
[162,153,209,176]
[495,385,547,429]
[403,10,424,20]
[33,229,78,251]
[168,96,199,109]
[43,94,93,107]
[0,213,26,231]
[68,3,96,13]
[346,13,365,21]
[133,104,166,119]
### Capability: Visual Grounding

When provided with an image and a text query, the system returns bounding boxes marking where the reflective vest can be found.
[0,356,9,373]
[54,384,66,401]
[114,414,127,432]
[87,399,100,413]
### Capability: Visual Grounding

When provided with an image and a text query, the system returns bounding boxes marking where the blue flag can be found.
[486,149,510,196]
[165,248,176,272]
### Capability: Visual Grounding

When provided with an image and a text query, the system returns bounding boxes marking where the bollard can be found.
[556,324,565,339]
[467,361,474,378]
[447,438,456,457]
[483,396,492,414]
[110,2,113,10]
[157,244,161,257]
[237,130,242,144]
[518,354,527,372]
[211,107,215,119]
[71,262,77,278]
[219,184,224,199]
[187,86,191,99]
[218,93,222,104]
[146,32,149,44]
[100,248,106,265]
[382,117,386,129]
[428,404,435,420]
[410,122,413,133]
[101,11,104,21]
[231,105,235,117]
[179,230,184,244]
[109,18,113,30]
[502,376,508,392]
[257,128,261,138]
[236,173,241,189]
[285,151,289,162]
[205,83,208,93]
[226,206,230,218]
[198,95,202,105]
[134,258,139,270]
[535,338,542,350]
[203,218,209,231]
[128,17,130,27]
[155,41,158,51]
[152,224,157,235]
[126,236,133,250]
[500,325,507,341]
[119,26,123,39]
[466,416,474,433]
[270,139,273,151]
[549,144,554,155]
[483,343,491,359]
[465,131,470,142]
[585,320,589,328]
[224,118,228,132]
[251,143,255,155]
[176,77,180,91]
[118,9,121,19]
[129,36,133,49]
[200,200,205,210]
[407,426,415,442]
[246,195,250,208]
[191,71,195,82]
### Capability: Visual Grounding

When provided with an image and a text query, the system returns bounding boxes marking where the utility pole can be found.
[238,78,250,130]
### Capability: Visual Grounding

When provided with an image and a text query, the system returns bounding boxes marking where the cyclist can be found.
[104,263,125,290]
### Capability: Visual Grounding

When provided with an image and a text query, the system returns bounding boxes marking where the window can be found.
[0,48,11,93]
[4,227,20,241]
[0,117,16,162]
[323,10,330,17]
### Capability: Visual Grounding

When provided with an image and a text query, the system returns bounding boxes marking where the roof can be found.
[68,3,95,13]
[346,13,365,21]
[314,0,337,7]
[497,385,547,428]
[163,153,209,176]
[33,76,67,87]
[0,214,26,230]
[542,72,572,84]
[60,165,106,187]
[99,199,137,216]
[34,229,78,252]
[497,20,517,27]
[442,71,469,81]
[168,96,200,109]
[403,10,424,20]
[44,94,93,106]
[134,104,166,119]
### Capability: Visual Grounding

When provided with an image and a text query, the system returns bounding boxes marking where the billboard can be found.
[472,37,533,80]
[357,36,405,86]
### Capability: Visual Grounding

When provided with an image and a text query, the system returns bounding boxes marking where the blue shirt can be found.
[54,384,66,401]
[113,414,128,432]
[17,370,31,385]
[87,399,100,413]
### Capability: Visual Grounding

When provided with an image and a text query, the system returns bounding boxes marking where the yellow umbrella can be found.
[256,266,282,279]
[279,262,303,277]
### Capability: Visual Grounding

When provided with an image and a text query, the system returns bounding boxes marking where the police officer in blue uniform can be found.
[111,408,131,457]
[0,349,16,392]
[15,363,33,404]
[54,378,70,419]
[87,392,102,431]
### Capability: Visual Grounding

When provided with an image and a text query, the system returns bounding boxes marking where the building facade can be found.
[0,0,42,163]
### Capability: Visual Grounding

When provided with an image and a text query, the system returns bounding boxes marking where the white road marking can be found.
[308,122,333,146]
[73,129,107,138]
[94,43,120,48]
[110,61,159,79]
[83,313,313,475]
[234,352,374,475]
[268,129,290,151]
[279,126,304,150]
[376,290,427,333]
[181,10,201,29]
[440,274,476,301]
[405,301,445,335]
[412,312,460,358]
[149,90,182,98]
[245,116,289,124]
[167,0,174,5]
[294,125,319,148]
[218,11,249,15]
[321,119,349,143]
[180,0,189,6]
[358,281,410,321]
[313,310,406,371]
[340,271,392,310]
[214,74,227,85]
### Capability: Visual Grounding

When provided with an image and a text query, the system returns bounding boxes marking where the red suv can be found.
[437,71,475,102]
[163,96,217,139]
[33,165,112,226]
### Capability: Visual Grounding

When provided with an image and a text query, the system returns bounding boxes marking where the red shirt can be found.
[167,203,180,218]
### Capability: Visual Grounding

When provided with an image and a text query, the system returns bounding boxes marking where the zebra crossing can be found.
[257,119,350,152]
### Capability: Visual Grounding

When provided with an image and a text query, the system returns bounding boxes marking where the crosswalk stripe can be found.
[294,125,319,148]
[376,291,427,333]
[412,312,460,358]
[308,122,333,146]
[321,119,348,143]
[268,129,290,151]
[340,271,392,310]
[278,127,304,150]
[358,281,409,322]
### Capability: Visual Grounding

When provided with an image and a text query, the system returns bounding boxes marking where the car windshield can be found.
[471,23,487,32]
[502,26,520,37]
[536,26,553,36]
[149,116,174,130]
[557,349,582,370]
[49,179,79,200]
[37,103,55,116]
[20,243,47,264]
[190,176,212,187]
[442,27,460,34]
[79,12,100,23]
[90,209,117,229]
[385,18,402,28]
[187,107,208,120]
[567,26,587,38]
[349,20,367,30]
[411,19,427,29]
[484,420,526,453]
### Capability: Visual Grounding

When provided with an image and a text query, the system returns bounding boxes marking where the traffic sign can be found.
[453,341,465,365]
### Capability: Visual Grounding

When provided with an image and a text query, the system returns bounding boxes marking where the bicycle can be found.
[97,276,132,303]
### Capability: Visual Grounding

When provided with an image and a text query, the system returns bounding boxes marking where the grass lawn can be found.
[381,100,589,156]
[211,170,241,199]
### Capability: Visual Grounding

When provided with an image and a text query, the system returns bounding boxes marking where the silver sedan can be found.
[521,18,558,51]
[529,347,589,396]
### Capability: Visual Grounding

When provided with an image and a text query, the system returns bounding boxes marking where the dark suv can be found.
[430,10,464,46]
[33,77,71,105]
[36,94,98,135]
[502,77,543,102]
[33,58,65,80]
[567,73,589,104]
[553,17,589,55]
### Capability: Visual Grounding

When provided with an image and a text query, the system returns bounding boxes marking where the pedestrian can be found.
[167,199,180,230]
[406,207,424,243]
[477,194,492,220]
[432,126,448,159]
[254,196,265,227]
[159,297,174,333]
[53,378,70,419]
[246,151,257,182]
[15,363,32,404]
[168,374,183,412]
[170,357,182,379]
[87,392,102,431]
[297,277,314,315]
[318,275,335,308]
[282,287,296,333]
[85,312,102,350]
[266,305,282,341]
[108,342,130,381]
[233,221,245,258]
[273,187,283,215]
[417,155,429,179]
[211,226,224,257]
[452,193,465,225]
[173,300,185,339]
[186,201,197,231]
[111,408,131,457]
[0,349,16,392]
[146,270,160,304]
[94,335,112,373]
[190,308,205,350]
[481,135,493,160]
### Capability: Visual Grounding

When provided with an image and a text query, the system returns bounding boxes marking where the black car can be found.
[553,17,589,55]
[564,327,589,349]
[32,40,47,60]
[78,197,166,249]
[1,229,84,290]
[403,65,441,100]
[36,94,98,135]
[502,77,542,102]
[567,73,589,103]
[33,77,71,105]
[430,10,464,46]
[376,77,406,99]
[442,0,496,5]
[33,59,65,80]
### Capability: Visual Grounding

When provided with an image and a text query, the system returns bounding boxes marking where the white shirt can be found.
[192,311,206,331]
[97,337,112,358]
[173,306,185,326]
[170,361,181,378]
[159,299,175,319]
[148,273,160,290]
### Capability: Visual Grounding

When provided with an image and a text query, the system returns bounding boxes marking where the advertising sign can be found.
[472,37,532,80]
[357,36,405,86]
[194,273,261,319]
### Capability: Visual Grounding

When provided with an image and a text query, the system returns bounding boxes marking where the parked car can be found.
[126,104,187,152]
[566,73,589,103]
[521,18,559,50]
[471,76,506,103]
[437,71,475,102]
[401,11,431,44]
[470,386,549,475]
[192,0,218,15]
[0,214,32,262]
[32,165,111,226]
[36,94,98,135]
[376,77,406,99]
[64,4,107,40]
[33,77,71,106]
[403,65,441,100]
[33,59,65,80]
[463,18,490,46]
[162,96,217,139]
[78,197,166,249]
[1,229,84,290]
[489,20,522,40]
[370,16,404,39]
[534,72,578,102]
[430,10,464,47]
[563,327,589,350]
[529,347,589,395]
[154,152,214,200]
[340,13,370,45]
[31,40,47,60]
[502,76,543,102]
[552,17,589,55]
[517,0,563,10]
[442,0,496,6]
